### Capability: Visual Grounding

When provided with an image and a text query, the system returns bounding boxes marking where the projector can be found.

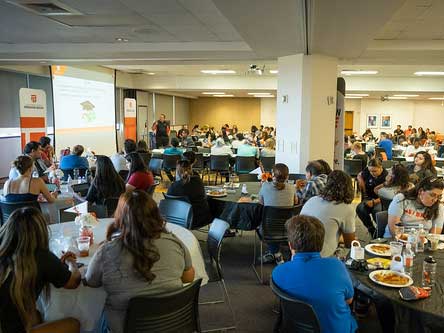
[380,95,389,102]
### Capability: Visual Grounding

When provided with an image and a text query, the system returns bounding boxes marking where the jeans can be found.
[156,136,169,148]
[267,243,281,254]
[356,201,382,235]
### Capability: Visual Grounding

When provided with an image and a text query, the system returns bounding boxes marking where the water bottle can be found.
[241,183,248,194]
[73,168,79,180]
[67,175,72,185]
[407,228,417,256]
[422,256,437,288]
[416,224,426,253]
[403,243,414,277]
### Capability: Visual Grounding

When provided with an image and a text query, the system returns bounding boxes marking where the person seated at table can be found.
[60,145,89,171]
[167,160,212,228]
[9,141,49,181]
[179,128,195,147]
[110,139,137,173]
[85,191,195,333]
[272,215,357,333]
[259,163,297,264]
[230,133,244,149]
[351,141,368,167]
[404,125,413,137]
[374,164,411,203]
[406,151,436,184]
[125,152,154,191]
[182,151,200,176]
[3,155,57,203]
[260,138,276,157]
[136,140,149,153]
[301,170,356,257]
[393,124,403,138]
[378,132,393,160]
[356,158,388,238]
[295,161,328,205]
[163,137,183,155]
[0,207,81,333]
[316,159,332,176]
[385,176,444,237]
[362,128,374,142]
[85,155,125,205]
[211,137,234,157]
[237,138,259,158]
[39,136,54,166]
[404,137,422,157]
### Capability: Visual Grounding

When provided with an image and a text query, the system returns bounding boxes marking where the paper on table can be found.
[249,167,262,175]
[64,201,88,214]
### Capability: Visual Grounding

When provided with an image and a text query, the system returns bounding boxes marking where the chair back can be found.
[61,168,87,181]
[139,152,152,166]
[401,161,414,168]
[375,147,387,160]
[207,218,230,280]
[393,156,406,162]
[209,155,230,172]
[381,160,394,169]
[118,170,129,181]
[104,197,120,217]
[124,279,202,333]
[380,197,392,211]
[163,154,181,170]
[163,193,191,203]
[197,147,210,154]
[235,156,256,174]
[270,278,321,333]
[0,201,41,225]
[288,173,306,181]
[148,158,163,177]
[159,199,194,229]
[71,183,90,197]
[193,153,204,170]
[376,211,388,239]
[238,174,258,182]
[260,206,295,242]
[435,160,444,168]
[260,156,275,172]
[361,142,367,152]
[344,159,364,177]
[147,181,159,195]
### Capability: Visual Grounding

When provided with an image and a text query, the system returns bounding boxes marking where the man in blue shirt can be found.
[237,138,259,158]
[60,145,89,170]
[378,132,393,160]
[272,215,357,333]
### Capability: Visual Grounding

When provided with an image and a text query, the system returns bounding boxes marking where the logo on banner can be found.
[31,94,37,103]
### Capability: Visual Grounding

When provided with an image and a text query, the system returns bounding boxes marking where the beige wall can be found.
[260,98,276,127]
[189,97,260,131]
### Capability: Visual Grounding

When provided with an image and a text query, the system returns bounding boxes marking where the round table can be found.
[207,181,263,230]
[350,243,444,333]
[42,218,208,332]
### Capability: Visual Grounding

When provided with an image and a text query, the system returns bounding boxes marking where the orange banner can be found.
[20,117,46,128]
[124,117,137,140]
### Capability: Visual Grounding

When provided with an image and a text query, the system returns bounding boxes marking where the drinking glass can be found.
[394,225,404,241]
[77,236,91,257]
[428,234,440,251]
[389,241,403,258]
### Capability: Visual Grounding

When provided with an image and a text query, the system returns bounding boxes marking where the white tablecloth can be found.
[42,218,208,332]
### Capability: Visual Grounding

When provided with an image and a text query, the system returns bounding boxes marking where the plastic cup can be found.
[390,241,403,258]
[394,224,404,241]
[428,234,439,251]
[77,236,91,257]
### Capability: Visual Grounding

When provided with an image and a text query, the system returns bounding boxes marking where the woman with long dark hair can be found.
[125,152,154,191]
[374,163,411,200]
[301,170,356,257]
[85,155,125,205]
[0,208,81,333]
[85,191,195,333]
[407,151,436,184]
[385,176,444,237]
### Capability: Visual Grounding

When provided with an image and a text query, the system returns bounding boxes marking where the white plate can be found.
[397,235,428,244]
[365,243,391,257]
[206,191,227,197]
[369,270,413,288]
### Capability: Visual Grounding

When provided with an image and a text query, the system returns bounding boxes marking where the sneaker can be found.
[274,252,284,265]
[259,252,276,264]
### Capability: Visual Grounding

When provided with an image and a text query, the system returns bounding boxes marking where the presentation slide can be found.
[52,66,116,156]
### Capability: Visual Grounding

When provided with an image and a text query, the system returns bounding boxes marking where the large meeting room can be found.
[2,1,444,332]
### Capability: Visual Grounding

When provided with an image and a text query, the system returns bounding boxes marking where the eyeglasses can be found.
[425,191,442,201]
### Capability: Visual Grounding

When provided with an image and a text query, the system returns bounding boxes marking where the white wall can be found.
[260,98,276,127]
[345,99,444,136]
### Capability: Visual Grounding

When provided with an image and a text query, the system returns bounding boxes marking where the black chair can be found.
[401,161,414,168]
[231,148,238,154]
[61,168,88,181]
[71,183,90,197]
[435,160,444,168]
[159,199,194,229]
[380,197,392,211]
[376,211,388,239]
[197,147,210,154]
[209,155,230,185]
[381,160,394,169]
[270,277,321,333]
[261,156,275,172]
[163,193,191,203]
[148,158,163,178]
[393,156,406,162]
[361,142,367,152]
[139,152,152,166]
[147,180,160,196]
[288,173,306,181]
[238,174,258,182]
[118,170,129,181]
[0,200,41,225]
[235,156,256,174]
[163,154,181,171]
[344,159,364,192]
[124,278,202,333]
[200,218,236,331]
[103,197,120,218]
[193,153,205,175]
[252,205,302,284]
[375,147,387,160]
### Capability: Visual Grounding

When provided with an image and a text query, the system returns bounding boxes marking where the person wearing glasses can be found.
[385,176,444,237]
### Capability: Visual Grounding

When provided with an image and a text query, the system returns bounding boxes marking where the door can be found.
[344,111,354,136]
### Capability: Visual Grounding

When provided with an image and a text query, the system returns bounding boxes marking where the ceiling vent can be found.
[5,0,82,16]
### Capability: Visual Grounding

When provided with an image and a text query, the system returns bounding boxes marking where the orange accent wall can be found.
[124,117,137,140]
[20,117,45,128]
[189,97,261,131]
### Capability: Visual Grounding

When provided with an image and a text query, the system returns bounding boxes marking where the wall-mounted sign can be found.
[19,88,47,149]
[124,98,137,140]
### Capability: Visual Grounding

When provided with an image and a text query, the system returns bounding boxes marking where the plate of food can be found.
[206,190,227,197]
[365,243,391,257]
[397,233,428,244]
[367,257,391,269]
[369,270,413,288]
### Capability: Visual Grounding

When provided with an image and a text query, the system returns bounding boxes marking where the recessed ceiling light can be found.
[147,72,155,75]
[202,92,225,95]
[253,95,275,98]
[115,37,129,42]
[341,70,378,75]
[214,94,234,97]
[428,97,444,100]
[345,96,362,99]
[247,92,272,95]
[201,70,236,74]
[388,96,407,100]
[269,70,278,74]
[393,94,419,97]
[414,71,444,76]
[345,94,369,97]
[39,61,47,64]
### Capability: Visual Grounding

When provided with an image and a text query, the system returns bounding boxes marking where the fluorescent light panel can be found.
[269,70,278,74]
[345,96,362,99]
[428,97,444,100]
[387,96,407,100]
[247,92,272,95]
[393,94,418,97]
[345,94,369,97]
[341,70,378,75]
[201,70,236,74]
[414,71,444,76]
[254,95,275,98]
[202,92,225,95]
[214,94,234,97]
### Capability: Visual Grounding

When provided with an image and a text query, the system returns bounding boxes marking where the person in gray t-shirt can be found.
[85,191,195,333]
[301,171,356,257]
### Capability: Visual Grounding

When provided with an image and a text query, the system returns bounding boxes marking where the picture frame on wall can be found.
[381,115,391,129]
[367,115,378,128]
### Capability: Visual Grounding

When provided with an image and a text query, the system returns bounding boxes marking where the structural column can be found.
[275,54,338,173]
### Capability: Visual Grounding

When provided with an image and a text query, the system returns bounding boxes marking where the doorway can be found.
[345,111,354,136]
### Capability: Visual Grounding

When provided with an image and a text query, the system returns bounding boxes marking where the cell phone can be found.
[76,262,85,268]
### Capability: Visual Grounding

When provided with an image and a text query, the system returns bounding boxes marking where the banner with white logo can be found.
[19,88,47,149]
[334,78,345,170]
[124,98,137,140]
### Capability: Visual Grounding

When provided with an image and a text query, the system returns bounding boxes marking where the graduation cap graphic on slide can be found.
[80,100,96,122]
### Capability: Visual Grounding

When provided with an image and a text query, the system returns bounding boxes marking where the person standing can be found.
[152,114,170,148]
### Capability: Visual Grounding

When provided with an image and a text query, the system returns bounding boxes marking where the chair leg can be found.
[251,233,265,284]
